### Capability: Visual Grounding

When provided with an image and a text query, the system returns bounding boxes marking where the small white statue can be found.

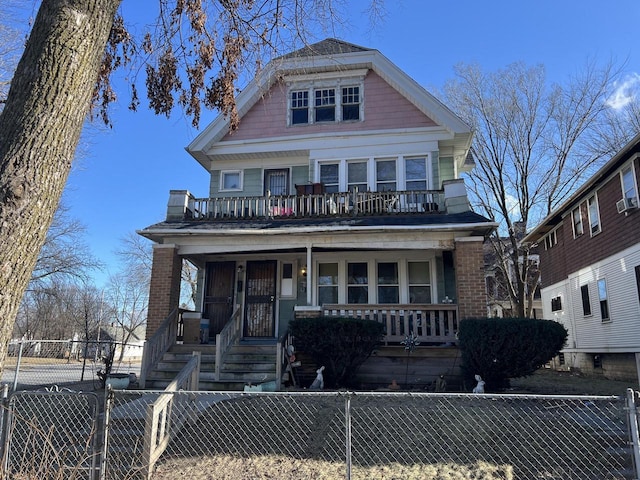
[472,374,485,394]
[310,366,325,389]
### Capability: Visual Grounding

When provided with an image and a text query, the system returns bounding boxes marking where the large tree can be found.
[0,0,359,375]
[443,62,638,317]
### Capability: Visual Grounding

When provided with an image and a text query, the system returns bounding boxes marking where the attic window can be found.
[315,88,336,122]
[291,90,309,125]
[342,86,360,121]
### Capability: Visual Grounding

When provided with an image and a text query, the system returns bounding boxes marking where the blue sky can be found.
[45,0,640,286]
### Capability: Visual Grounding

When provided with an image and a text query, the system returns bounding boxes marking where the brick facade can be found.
[454,237,487,320]
[146,244,182,338]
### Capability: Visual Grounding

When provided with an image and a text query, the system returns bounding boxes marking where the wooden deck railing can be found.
[189,189,443,220]
[215,305,242,381]
[322,304,458,346]
[142,351,201,479]
[139,308,178,389]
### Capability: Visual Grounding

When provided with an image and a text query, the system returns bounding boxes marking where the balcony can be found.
[176,189,444,221]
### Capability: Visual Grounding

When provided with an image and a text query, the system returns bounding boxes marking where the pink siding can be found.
[222,71,437,142]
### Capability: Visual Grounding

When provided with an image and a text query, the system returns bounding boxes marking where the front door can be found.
[244,260,277,337]
[203,261,236,338]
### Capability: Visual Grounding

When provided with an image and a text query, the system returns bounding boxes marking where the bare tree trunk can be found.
[0,0,120,375]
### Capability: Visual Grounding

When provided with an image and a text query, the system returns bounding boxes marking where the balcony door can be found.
[203,261,236,339]
[244,260,277,337]
[264,169,289,196]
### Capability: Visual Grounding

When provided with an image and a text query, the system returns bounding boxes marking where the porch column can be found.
[306,244,312,305]
[454,236,487,320]
[146,244,182,338]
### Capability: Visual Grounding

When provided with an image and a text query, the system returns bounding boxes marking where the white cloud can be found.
[607,73,640,110]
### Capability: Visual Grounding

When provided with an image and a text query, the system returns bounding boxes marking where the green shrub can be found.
[458,317,568,392]
[289,317,384,388]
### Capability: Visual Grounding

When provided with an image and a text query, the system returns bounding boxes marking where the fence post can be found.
[345,393,352,480]
[0,383,9,473]
[12,341,24,392]
[626,388,640,479]
[100,386,115,480]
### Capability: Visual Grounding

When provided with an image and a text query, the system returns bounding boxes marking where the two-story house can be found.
[138,39,496,390]
[522,132,640,385]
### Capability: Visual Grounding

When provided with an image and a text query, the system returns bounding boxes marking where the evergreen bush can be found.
[289,317,384,388]
[458,317,568,391]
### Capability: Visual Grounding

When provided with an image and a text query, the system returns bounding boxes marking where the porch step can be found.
[145,343,279,391]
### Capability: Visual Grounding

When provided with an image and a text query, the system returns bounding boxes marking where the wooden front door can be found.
[244,260,277,337]
[203,261,236,338]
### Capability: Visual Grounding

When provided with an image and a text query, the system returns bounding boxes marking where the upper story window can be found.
[572,206,583,238]
[286,72,365,126]
[405,158,428,191]
[341,86,360,121]
[587,195,601,236]
[621,164,638,208]
[347,161,368,192]
[220,170,242,191]
[314,88,336,122]
[376,159,397,191]
[319,163,340,193]
[290,90,309,125]
[543,229,557,250]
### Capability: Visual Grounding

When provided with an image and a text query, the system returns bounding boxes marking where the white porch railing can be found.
[142,351,201,479]
[215,305,242,381]
[189,189,443,220]
[139,308,178,389]
[322,304,458,346]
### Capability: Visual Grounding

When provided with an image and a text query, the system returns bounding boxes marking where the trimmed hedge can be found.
[458,317,568,391]
[289,317,384,388]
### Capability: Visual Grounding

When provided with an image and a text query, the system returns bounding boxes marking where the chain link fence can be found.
[2,340,143,392]
[0,388,638,479]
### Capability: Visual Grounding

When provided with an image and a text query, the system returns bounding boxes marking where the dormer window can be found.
[286,72,365,126]
[315,88,335,122]
[342,86,360,121]
[291,90,309,125]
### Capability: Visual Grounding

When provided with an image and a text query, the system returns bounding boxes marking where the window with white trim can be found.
[408,261,431,303]
[347,262,369,303]
[621,164,638,208]
[572,206,583,237]
[598,279,609,321]
[342,86,360,120]
[405,158,428,191]
[347,161,367,192]
[587,195,601,235]
[220,170,242,191]
[319,163,340,193]
[543,229,557,250]
[551,296,562,312]
[290,90,309,125]
[318,263,338,304]
[314,88,336,122]
[377,262,399,303]
[376,159,397,192]
[581,284,591,316]
[288,78,363,126]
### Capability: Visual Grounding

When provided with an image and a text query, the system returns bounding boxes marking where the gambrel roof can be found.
[187,38,472,169]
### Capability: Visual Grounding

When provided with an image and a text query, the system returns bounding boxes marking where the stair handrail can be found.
[215,305,242,381]
[139,308,179,389]
[143,351,201,479]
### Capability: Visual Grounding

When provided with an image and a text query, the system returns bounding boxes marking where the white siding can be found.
[564,243,640,351]
[541,280,574,348]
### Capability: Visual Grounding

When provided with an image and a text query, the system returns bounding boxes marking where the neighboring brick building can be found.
[523,132,640,384]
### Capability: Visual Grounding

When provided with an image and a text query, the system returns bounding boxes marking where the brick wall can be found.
[146,244,182,338]
[454,237,487,320]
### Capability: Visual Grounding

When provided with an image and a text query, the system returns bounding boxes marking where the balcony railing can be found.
[188,189,443,220]
[322,303,458,346]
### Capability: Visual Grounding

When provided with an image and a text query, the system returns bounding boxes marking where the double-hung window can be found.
[377,262,399,303]
[581,284,592,316]
[598,279,610,321]
[405,158,428,191]
[314,88,336,122]
[290,90,309,125]
[621,165,638,208]
[572,207,583,237]
[376,159,397,191]
[408,261,431,303]
[347,161,368,192]
[341,86,360,121]
[318,263,338,304]
[347,262,369,303]
[319,163,340,193]
[587,196,601,235]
